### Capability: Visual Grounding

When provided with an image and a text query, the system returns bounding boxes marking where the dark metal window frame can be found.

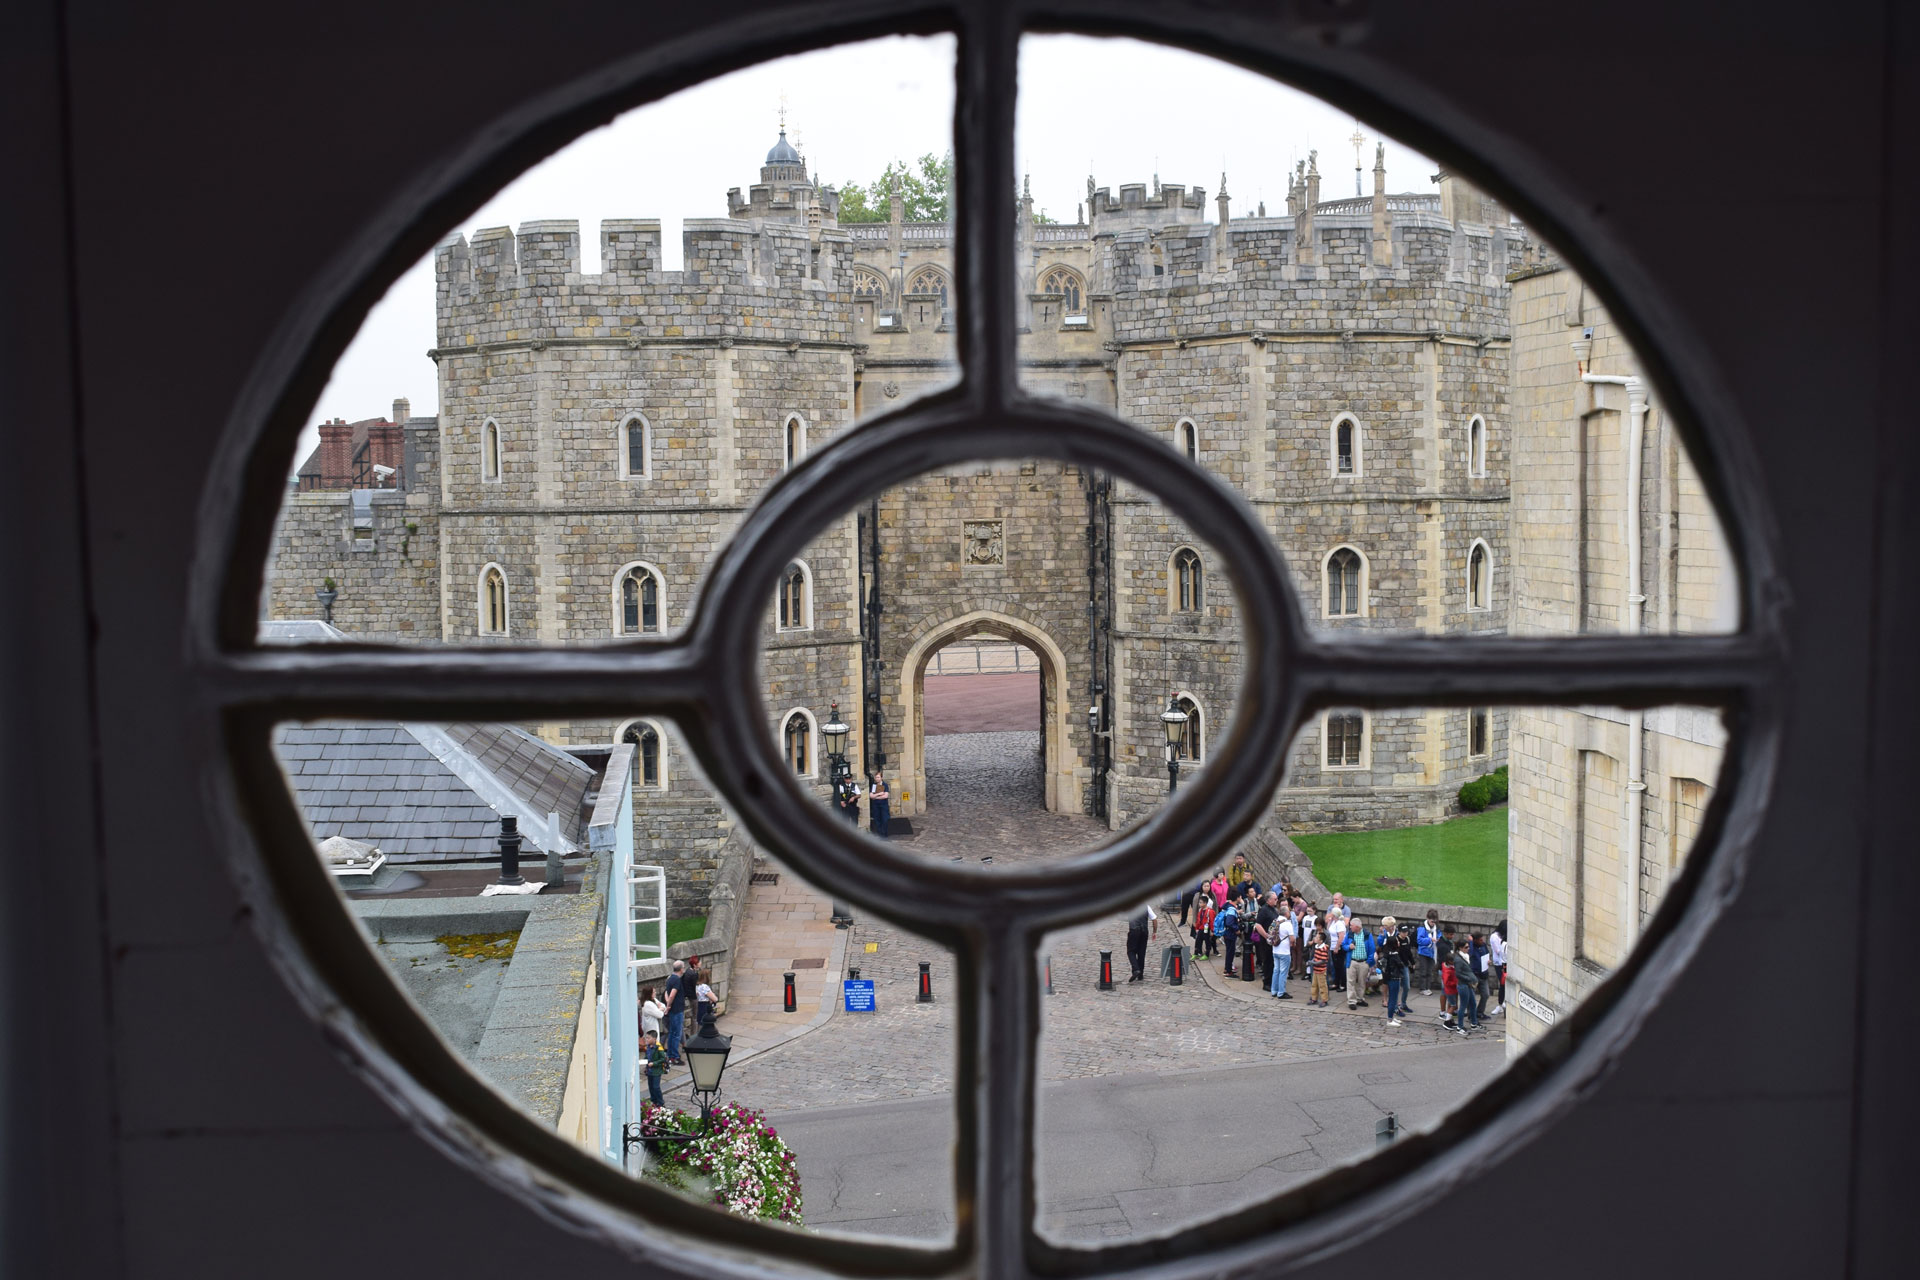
[186,5,1789,1277]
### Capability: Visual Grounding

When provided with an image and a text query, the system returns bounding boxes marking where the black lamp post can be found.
[821,703,851,785]
[1160,696,1190,796]
[495,814,524,885]
[624,1019,733,1162]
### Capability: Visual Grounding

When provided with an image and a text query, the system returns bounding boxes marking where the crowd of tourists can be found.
[1179,853,1506,1032]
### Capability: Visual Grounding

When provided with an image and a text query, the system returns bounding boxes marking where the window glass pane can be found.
[1010,35,1739,642]
[793,458,1243,859]
[258,35,955,647]
[1031,701,1726,1243]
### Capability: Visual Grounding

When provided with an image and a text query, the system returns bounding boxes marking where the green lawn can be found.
[1292,809,1508,910]
[667,916,708,947]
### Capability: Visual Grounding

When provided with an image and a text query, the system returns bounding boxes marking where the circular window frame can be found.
[187,9,1789,1278]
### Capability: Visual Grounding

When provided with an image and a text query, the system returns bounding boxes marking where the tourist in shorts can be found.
[1308,931,1330,1006]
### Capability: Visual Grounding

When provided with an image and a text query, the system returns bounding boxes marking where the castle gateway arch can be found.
[894,610,1084,819]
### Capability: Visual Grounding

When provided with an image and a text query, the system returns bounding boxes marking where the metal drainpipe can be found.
[1580,354,1651,950]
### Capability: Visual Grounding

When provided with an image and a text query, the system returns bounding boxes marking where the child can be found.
[1192,894,1216,958]
[642,1030,668,1106]
[1439,948,1460,1030]
[1309,930,1330,1007]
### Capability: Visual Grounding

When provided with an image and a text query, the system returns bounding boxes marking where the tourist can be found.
[642,1030,668,1107]
[1252,892,1278,989]
[1217,897,1240,977]
[1487,921,1508,1015]
[1308,930,1330,1007]
[1191,893,1215,958]
[868,771,891,838]
[695,975,717,1027]
[1125,903,1157,982]
[1380,916,1409,1025]
[1330,891,1349,921]
[1451,942,1482,1032]
[1469,932,1492,1014]
[662,959,689,1064]
[1269,903,1294,998]
[1416,910,1441,996]
[1326,908,1349,994]
[1179,874,1206,926]
[1227,852,1250,889]
[1438,947,1460,1030]
[1346,919,1374,1009]
[640,984,666,1042]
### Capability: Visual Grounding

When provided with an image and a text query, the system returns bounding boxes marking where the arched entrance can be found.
[896,611,1082,818]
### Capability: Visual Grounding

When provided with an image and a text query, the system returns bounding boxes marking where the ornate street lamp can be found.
[1160,696,1190,796]
[821,703,851,784]
[623,1019,733,1164]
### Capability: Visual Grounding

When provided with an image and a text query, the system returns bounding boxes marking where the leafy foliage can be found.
[1458,764,1509,812]
[641,1101,804,1224]
[834,152,952,223]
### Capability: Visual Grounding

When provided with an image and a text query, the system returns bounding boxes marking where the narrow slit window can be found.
[482,421,501,481]
[1469,543,1491,610]
[481,567,507,635]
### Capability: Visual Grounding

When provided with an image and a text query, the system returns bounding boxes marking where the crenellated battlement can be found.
[435,218,858,349]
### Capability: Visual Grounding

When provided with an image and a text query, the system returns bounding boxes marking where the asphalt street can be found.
[768,1036,1501,1243]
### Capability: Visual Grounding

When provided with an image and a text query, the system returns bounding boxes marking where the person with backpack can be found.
[1487,922,1508,1015]
[1469,932,1492,1014]
[1451,942,1482,1032]
[1216,898,1240,977]
[1379,917,1410,1025]
[1269,905,1294,998]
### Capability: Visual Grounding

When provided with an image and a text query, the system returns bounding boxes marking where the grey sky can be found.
[302,34,1435,461]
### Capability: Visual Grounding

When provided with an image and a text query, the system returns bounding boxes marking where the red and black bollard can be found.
[1044,954,1054,996]
[1169,945,1184,986]
[918,960,933,1003]
[783,971,797,1013]
[1098,950,1114,991]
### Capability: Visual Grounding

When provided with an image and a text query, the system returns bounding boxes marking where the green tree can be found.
[834,151,953,223]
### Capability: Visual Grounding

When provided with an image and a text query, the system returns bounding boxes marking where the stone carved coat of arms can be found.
[963,519,1005,568]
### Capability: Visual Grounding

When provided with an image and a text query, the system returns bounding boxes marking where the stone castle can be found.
[270,129,1533,915]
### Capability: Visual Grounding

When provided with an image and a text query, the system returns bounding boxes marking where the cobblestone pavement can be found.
[721,745,1502,1113]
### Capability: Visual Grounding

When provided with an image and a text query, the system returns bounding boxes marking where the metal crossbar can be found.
[188,3,1789,1277]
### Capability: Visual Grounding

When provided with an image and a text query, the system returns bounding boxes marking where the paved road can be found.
[769,1037,1501,1243]
[923,672,1041,735]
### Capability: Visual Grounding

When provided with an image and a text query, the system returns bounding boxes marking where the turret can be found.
[1371,144,1393,267]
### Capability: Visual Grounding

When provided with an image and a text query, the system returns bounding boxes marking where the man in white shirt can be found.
[1269,903,1295,999]
[1487,926,1507,1014]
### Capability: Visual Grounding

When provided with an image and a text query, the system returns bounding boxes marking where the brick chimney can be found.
[317,418,353,487]
[392,397,410,425]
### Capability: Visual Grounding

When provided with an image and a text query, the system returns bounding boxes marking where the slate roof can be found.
[274,722,595,862]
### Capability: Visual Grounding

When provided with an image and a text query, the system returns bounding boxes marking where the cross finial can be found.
[778,93,788,131]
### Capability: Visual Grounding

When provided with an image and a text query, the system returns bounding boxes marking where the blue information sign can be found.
[842,979,876,1013]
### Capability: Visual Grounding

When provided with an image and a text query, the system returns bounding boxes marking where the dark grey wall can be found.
[1,0,1914,1275]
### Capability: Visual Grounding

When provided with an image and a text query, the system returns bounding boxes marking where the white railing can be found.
[925,642,1042,676]
[1034,224,1090,241]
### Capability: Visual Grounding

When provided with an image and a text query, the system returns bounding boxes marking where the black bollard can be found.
[783,972,797,1013]
[1098,950,1114,991]
[1044,954,1054,995]
[1169,944,1184,986]
[918,961,933,1003]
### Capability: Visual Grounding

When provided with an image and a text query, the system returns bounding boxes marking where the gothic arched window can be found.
[1468,541,1492,610]
[1172,547,1203,613]
[778,561,811,630]
[621,720,663,789]
[1041,266,1083,312]
[480,565,508,635]
[1327,546,1364,617]
[906,267,948,306]
[1334,415,1360,477]
[621,414,650,479]
[783,711,812,776]
[783,414,806,470]
[1468,415,1489,478]
[850,267,886,296]
[1177,419,1199,462]
[617,564,663,635]
[481,420,502,482]
[1173,694,1203,761]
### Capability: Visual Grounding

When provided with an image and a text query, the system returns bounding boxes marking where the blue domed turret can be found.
[766,129,801,165]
